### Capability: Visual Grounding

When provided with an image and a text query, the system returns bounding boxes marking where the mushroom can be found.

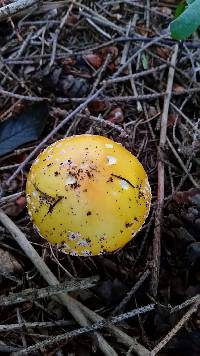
[26,135,151,256]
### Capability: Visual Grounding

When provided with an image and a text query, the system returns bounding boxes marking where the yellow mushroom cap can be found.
[26,135,151,256]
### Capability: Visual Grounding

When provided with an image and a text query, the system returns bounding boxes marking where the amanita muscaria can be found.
[26,135,151,256]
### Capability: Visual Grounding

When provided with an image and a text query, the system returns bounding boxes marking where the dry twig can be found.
[0,208,148,356]
[7,32,168,186]
[150,301,200,355]
[151,44,179,297]
[0,276,99,306]
[12,304,154,355]
[0,208,117,356]
[0,0,38,21]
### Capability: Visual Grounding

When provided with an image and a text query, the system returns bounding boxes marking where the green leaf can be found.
[170,0,200,39]
[141,53,148,70]
[175,1,186,18]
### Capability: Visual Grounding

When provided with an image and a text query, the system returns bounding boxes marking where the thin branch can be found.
[151,44,179,297]
[76,299,150,356]
[0,209,147,356]
[0,209,117,356]
[12,305,154,355]
[86,114,128,137]
[7,32,168,186]
[112,270,151,316]
[56,92,166,103]
[106,64,167,85]
[0,320,74,332]
[0,276,99,307]
[170,295,200,314]
[0,0,38,22]
[49,3,74,68]
[0,87,48,101]
[6,86,105,185]
[150,301,200,356]
[167,137,199,188]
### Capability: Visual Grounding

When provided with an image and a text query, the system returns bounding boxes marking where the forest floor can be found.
[0,1,200,355]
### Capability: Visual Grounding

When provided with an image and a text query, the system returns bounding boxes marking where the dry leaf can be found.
[167,113,180,128]
[88,99,109,114]
[156,47,171,60]
[16,196,27,209]
[62,57,77,74]
[173,189,200,205]
[107,107,124,124]
[84,54,102,69]
[66,14,79,26]
[4,196,26,217]
[99,46,118,60]
[84,47,118,71]
[173,83,185,93]
[137,24,148,36]
[99,46,118,71]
